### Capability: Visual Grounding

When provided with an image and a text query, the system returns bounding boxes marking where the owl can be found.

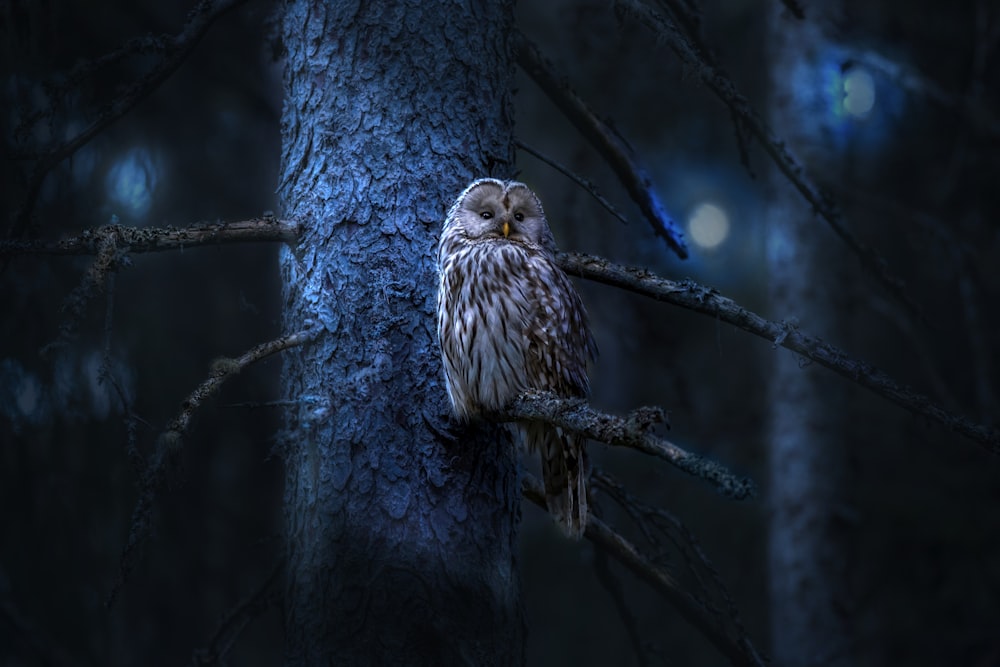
[436,178,597,538]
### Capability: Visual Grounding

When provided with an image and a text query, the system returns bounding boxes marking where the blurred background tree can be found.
[2,0,999,665]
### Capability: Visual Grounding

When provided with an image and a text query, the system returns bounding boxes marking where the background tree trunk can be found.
[766,5,856,666]
[277,1,523,663]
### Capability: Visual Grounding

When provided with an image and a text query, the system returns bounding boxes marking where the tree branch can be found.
[515,33,688,259]
[558,251,1000,453]
[617,0,924,321]
[591,544,653,667]
[14,219,996,451]
[776,0,806,19]
[190,558,283,666]
[15,218,296,356]
[515,139,631,226]
[592,468,757,658]
[522,475,766,667]
[503,390,756,500]
[590,468,749,644]
[40,222,128,353]
[108,327,317,607]
[846,50,1000,141]
[99,272,144,476]
[0,218,298,257]
[9,0,250,239]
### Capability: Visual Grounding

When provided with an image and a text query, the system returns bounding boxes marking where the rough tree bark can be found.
[276,1,523,664]
[766,5,856,666]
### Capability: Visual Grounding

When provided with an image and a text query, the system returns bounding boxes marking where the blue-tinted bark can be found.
[277,1,523,664]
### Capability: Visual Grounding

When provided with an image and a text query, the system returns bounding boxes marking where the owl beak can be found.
[502,220,510,238]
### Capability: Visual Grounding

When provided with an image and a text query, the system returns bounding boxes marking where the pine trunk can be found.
[276,1,524,664]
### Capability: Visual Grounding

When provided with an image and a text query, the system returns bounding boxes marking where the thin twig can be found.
[514,139,630,225]
[44,224,124,353]
[866,293,964,416]
[956,252,995,423]
[190,558,283,666]
[617,0,924,321]
[99,272,143,475]
[522,474,766,667]
[9,0,249,239]
[653,0,705,40]
[14,218,996,449]
[14,32,171,145]
[557,251,1000,453]
[845,50,1000,141]
[167,329,318,445]
[219,399,300,409]
[503,390,756,499]
[776,0,806,19]
[1,218,299,257]
[592,545,653,667]
[515,33,688,259]
[593,468,753,651]
[831,188,995,416]
[25,218,295,357]
[107,328,317,608]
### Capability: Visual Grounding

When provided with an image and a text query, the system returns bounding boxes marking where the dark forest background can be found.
[2,0,999,665]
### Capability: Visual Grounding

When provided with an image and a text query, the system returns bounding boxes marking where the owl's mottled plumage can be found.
[436,178,597,538]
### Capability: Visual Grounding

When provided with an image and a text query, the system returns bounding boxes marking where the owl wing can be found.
[523,255,596,398]
[521,253,596,538]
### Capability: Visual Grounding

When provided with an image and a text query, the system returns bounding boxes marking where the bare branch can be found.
[616,0,924,321]
[0,218,299,257]
[956,254,995,423]
[593,468,755,656]
[190,558,283,666]
[108,328,317,607]
[515,33,688,259]
[592,545,653,667]
[846,50,1000,141]
[16,218,296,357]
[9,0,250,238]
[652,0,705,38]
[99,272,144,475]
[40,223,127,354]
[830,187,993,419]
[219,399,300,409]
[515,139,631,226]
[11,217,996,450]
[776,0,806,19]
[866,293,965,416]
[522,475,766,667]
[169,328,318,443]
[558,251,1000,453]
[503,390,756,499]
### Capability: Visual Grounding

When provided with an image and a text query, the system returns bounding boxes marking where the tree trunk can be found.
[766,5,855,667]
[276,1,523,664]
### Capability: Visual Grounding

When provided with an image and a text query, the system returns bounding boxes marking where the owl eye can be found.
[513,212,525,222]
[480,211,493,220]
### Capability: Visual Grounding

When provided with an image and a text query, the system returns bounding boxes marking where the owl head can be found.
[443,178,556,253]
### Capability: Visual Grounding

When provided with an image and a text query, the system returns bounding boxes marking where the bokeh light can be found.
[0,359,48,431]
[106,146,160,219]
[790,48,903,152]
[843,68,876,118]
[688,202,730,250]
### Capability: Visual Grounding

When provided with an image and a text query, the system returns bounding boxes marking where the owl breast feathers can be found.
[436,178,597,538]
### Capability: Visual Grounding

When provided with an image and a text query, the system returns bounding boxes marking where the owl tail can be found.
[525,423,589,538]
